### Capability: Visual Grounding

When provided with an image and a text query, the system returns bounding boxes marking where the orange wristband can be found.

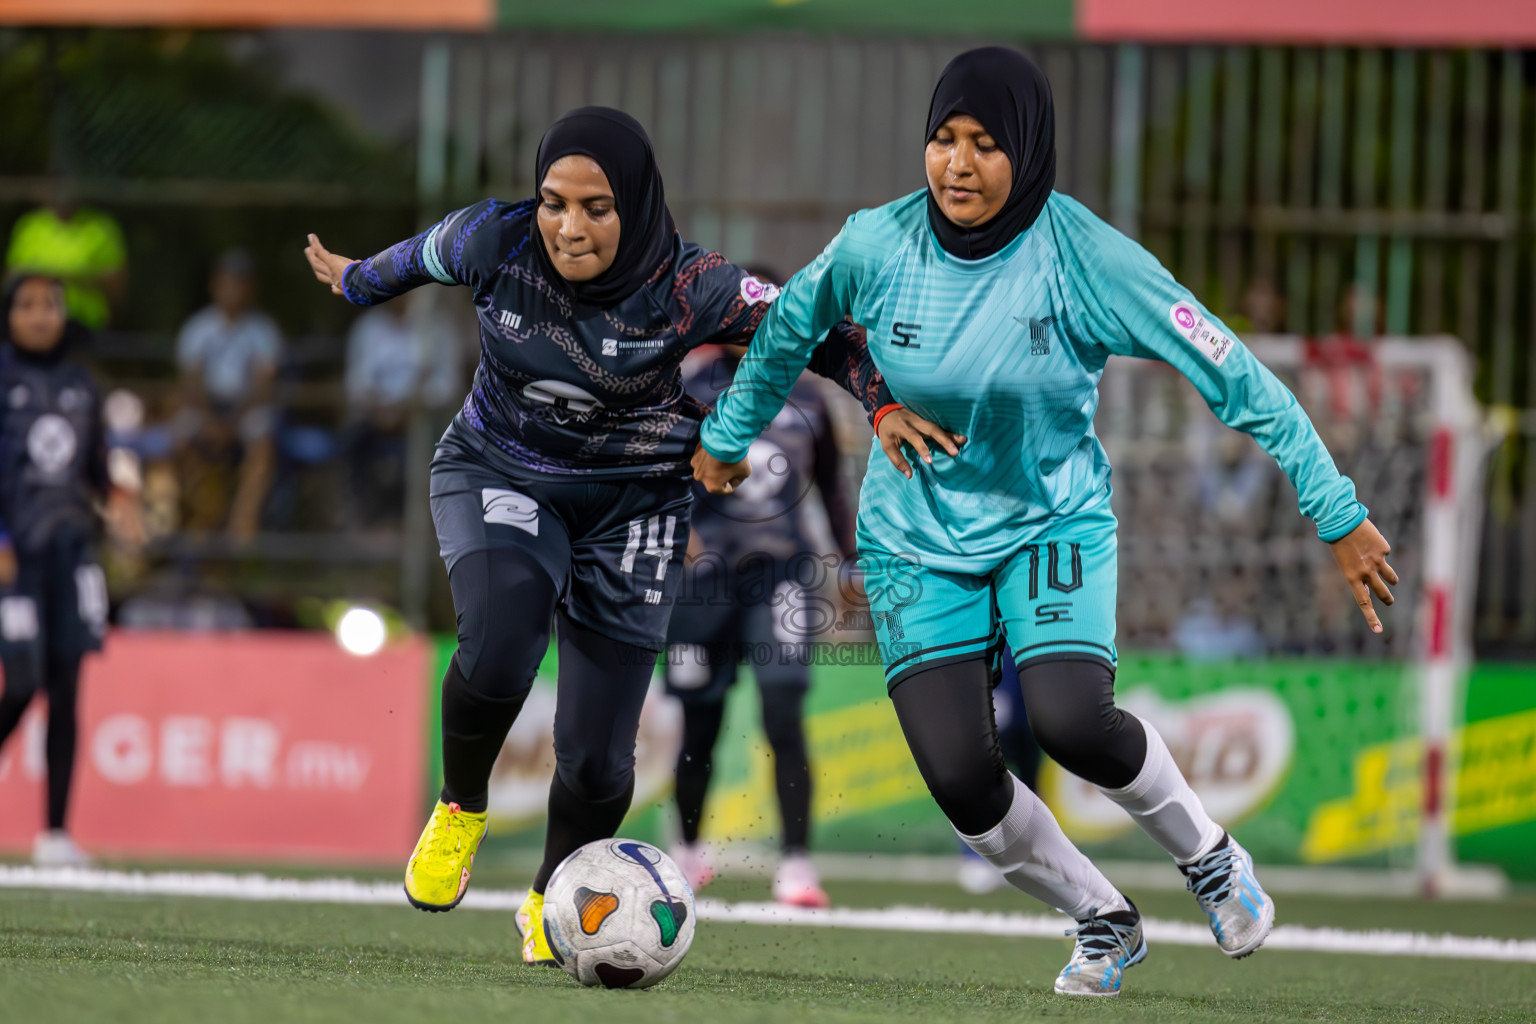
[871,403,903,436]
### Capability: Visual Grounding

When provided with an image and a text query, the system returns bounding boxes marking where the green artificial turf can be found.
[0,876,1532,1024]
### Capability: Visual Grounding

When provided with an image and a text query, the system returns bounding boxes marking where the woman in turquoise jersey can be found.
[693,48,1397,998]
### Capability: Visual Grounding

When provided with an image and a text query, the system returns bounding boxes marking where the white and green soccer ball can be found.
[542,838,696,989]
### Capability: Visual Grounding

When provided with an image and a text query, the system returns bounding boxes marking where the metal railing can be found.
[416,34,1536,646]
[13,29,1536,644]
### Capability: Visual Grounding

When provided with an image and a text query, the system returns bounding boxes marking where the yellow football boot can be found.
[403,800,488,912]
[516,888,557,965]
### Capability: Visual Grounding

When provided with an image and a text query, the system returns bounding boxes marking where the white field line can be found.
[1,865,1533,965]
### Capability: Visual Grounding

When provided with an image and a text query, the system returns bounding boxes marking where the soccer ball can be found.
[542,838,696,989]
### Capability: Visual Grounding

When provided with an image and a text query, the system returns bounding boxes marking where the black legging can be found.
[890,656,1146,836]
[0,648,83,831]
[674,685,812,852]
[438,546,654,892]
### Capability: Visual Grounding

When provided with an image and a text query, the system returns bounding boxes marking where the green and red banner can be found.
[0,632,428,864]
[3,627,1527,877]
[7,0,1535,45]
[450,634,1536,880]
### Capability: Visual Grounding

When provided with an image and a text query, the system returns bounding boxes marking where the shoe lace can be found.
[424,802,476,860]
[1064,908,1139,963]
[1183,842,1241,906]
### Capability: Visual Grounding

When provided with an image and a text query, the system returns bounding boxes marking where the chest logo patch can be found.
[1016,314,1056,355]
[890,322,922,348]
[522,379,604,424]
[1169,301,1234,367]
[739,276,780,305]
[481,488,539,535]
[27,413,77,475]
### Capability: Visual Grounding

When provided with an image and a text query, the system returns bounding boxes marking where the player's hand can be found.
[1329,518,1398,634]
[877,407,966,480]
[691,445,751,495]
[0,542,15,589]
[304,234,357,297]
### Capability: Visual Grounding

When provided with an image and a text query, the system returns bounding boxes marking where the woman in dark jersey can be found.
[0,274,124,867]
[305,107,948,962]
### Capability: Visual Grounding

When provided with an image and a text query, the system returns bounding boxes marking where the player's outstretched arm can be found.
[1329,518,1398,633]
[701,220,870,464]
[692,402,963,494]
[306,199,519,307]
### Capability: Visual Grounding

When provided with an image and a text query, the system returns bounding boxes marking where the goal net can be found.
[1093,335,1485,891]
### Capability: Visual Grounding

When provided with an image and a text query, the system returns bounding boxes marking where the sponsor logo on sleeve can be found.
[1169,301,1234,367]
[739,276,781,306]
[481,488,539,535]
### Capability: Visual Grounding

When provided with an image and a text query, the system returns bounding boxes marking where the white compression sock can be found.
[957,773,1128,921]
[1099,714,1225,864]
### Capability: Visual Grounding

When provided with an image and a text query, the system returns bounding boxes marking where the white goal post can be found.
[1095,335,1487,893]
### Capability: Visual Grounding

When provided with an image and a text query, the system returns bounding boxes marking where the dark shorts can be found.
[429,436,692,651]
[663,557,819,704]
[0,534,107,673]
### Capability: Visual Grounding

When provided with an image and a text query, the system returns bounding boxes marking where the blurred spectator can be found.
[172,250,280,541]
[1174,597,1267,659]
[340,297,426,528]
[118,585,254,631]
[4,187,127,330]
[1194,432,1274,530]
[1223,276,1285,337]
[1301,282,1391,439]
[1338,280,1385,339]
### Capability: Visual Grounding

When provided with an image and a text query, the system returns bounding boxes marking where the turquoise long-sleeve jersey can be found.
[700,190,1367,574]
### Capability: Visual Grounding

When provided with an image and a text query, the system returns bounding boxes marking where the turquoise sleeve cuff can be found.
[698,418,750,465]
[1317,503,1369,544]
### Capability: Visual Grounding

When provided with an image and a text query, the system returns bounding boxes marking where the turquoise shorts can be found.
[862,515,1119,691]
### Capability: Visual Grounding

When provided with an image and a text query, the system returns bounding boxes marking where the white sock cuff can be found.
[1100,712,1166,802]
[955,774,1034,857]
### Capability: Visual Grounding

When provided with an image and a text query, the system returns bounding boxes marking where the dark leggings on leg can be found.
[890,659,1014,836]
[0,648,84,831]
[1015,657,1146,790]
[440,546,656,893]
[673,687,812,853]
[890,655,1148,836]
[759,686,812,853]
[533,611,654,893]
[438,547,559,813]
[674,701,725,846]
[44,652,82,831]
[0,656,37,754]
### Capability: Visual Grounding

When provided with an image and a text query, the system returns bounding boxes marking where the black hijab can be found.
[532,106,677,308]
[1,274,82,365]
[924,47,1056,261]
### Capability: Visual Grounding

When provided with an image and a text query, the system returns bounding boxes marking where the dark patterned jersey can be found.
[0,348,108,552]
[342,199,891,480]
[683,347,857,562]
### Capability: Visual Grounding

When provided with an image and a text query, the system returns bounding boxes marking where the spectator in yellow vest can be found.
[5,190,127,330]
